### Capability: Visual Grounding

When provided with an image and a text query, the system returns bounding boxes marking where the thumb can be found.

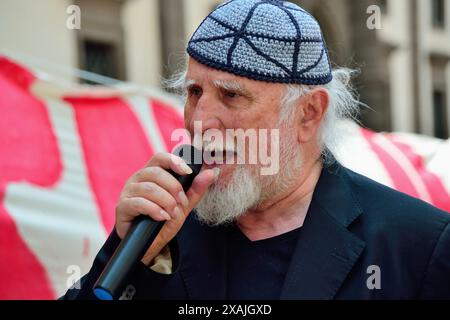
[183,168,218,216]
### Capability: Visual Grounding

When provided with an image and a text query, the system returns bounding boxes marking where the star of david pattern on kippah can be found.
[187,0,333,85]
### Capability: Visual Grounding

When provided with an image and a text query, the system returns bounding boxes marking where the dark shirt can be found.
[226,224,301,300]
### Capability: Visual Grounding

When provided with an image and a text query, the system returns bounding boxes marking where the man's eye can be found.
[225,91,239,98]
[188,87,202,97]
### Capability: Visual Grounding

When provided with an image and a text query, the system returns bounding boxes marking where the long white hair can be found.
[280,68,361,163]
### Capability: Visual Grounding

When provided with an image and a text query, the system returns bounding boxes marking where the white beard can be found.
[195,166,261,226]
[195,126,302,226]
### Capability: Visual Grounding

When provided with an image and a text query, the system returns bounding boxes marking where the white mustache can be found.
[202,142,236,153]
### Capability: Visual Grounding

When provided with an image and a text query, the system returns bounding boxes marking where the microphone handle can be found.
[93,148,202,300]
[93,216,164,300]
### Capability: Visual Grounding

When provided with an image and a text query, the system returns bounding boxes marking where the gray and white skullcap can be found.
[187,0,333,85]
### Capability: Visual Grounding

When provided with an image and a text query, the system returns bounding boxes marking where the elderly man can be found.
[63,0,450,300]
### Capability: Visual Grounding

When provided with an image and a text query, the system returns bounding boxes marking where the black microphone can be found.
[93,145,203,300]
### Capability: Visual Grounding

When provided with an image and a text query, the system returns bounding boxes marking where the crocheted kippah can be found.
[187,0,333,85]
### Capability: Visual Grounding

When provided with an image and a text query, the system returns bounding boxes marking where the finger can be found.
[146,152,193,176]
[118,197,172,222]
[131,167,189,208]
[143,205,188,265]
[126,182,181,219]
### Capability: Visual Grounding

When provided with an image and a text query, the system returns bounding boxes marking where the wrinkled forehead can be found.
[185,57,285,95]
[186,58,250,86]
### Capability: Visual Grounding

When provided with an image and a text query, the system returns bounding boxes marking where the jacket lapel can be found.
[280,162,366,299]
[178,219,228,300]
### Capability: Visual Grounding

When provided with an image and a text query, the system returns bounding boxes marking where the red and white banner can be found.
[0,56,449,299]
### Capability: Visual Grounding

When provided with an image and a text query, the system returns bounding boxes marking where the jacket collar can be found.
[312,160,364,228]
[280,161,366,299]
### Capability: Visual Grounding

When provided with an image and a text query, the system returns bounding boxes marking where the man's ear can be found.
[297,88,329,143]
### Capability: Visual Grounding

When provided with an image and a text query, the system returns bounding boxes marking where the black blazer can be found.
[63,161,450,300]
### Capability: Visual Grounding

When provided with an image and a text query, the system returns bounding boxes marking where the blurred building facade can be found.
[0,0,449,138]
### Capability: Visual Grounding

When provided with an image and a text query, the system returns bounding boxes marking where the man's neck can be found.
[236,159,323,242]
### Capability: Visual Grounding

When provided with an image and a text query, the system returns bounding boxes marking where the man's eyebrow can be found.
[183,79,196,90]
[183,79,252,98]
[212,79,250,95]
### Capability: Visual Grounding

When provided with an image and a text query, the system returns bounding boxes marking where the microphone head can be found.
[171,145,203,192]
[172,144,203,176]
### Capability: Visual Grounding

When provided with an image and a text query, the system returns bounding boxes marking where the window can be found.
[75,0,126,84]
[81,40,119,84]
[432,0,446,29]
[433,90,448,139]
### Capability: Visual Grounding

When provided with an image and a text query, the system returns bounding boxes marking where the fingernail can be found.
[172,156,193,175]
[178,191,189,208]
[160,210,171,220]
[171,155,183,165]
[172,206,182,219]
[179,163,193,175]
[212,168,221,181]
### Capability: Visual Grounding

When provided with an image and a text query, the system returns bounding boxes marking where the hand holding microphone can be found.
[93,145,218,299]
